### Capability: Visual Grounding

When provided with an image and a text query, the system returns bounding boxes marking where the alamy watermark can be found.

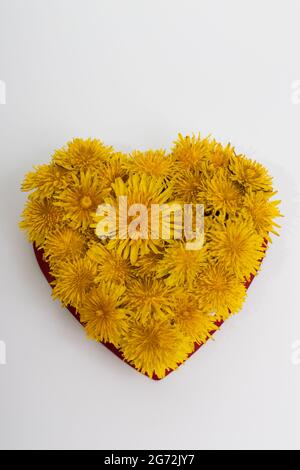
[291,80,300,105]
[0,80,6,104]
[0,341,6,365]
[95,198,205,250]
[291,340,300,366]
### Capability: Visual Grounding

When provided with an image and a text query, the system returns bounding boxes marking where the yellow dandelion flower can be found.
[197,263,247,319]
[242,191,282,238]
[123,149,174,180]
[156,241,207,287]
[172,169,206,203]
[173,291,217,344]
[209,219,265,281]
[79,283,128,346]
[87,244,134,284]
[230,155,273,192]
[135,252,163,277]
[43,228,87,265]
[53,138,113,172]
[51,256,97,308]
[120,319,194,379]
[20,198,63,247]
[126,278,175,323]
[101,152,128,188]
[21,164,69,199]
[209,142,235,168]
[103,174,174,264]
[172,133,211,170]
[200,168,243,215]
[55,170,107,230]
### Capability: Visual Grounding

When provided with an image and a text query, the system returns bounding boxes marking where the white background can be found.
[0,0,299,450]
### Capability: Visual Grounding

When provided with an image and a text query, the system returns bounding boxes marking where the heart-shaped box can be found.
[20,135,281,379]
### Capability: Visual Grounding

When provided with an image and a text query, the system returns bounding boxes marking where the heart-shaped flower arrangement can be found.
[20,134,281,379]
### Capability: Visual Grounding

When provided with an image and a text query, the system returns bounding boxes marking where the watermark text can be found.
[0,341,6,365]
[291,340,300,366]
[0,80,6,104]
[291,80,300,105]
[95,198,204,251]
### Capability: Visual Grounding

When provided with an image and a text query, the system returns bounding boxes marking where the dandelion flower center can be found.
[81,196,92,209]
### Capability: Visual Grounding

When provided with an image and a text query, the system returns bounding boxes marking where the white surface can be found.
[0,0,299,451]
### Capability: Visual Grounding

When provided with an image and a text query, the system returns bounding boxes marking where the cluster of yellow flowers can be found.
[20,135,281,379]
